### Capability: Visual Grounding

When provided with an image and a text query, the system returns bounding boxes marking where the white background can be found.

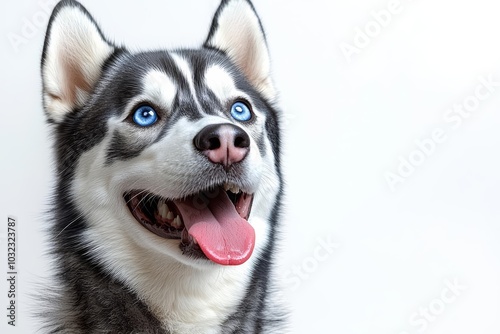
[1,0,500,333]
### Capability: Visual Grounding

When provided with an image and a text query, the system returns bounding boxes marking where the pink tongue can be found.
[174,190,255,265]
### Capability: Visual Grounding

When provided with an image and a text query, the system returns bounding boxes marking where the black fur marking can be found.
[106,131,149,163]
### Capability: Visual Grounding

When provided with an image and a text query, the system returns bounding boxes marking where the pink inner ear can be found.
[61,58,93,105]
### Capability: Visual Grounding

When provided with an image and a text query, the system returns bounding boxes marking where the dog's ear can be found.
[204,0,276,101]
[41,0,114,123]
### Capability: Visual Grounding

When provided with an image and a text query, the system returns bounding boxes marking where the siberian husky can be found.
[40,0,284,333]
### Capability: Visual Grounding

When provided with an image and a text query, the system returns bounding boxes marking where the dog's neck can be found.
[119,246,254,334]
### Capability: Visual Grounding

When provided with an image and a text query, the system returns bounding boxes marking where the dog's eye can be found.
[230,102,252,122]
[133,105,158,127]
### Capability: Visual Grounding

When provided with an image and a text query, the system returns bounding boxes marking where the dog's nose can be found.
[194,124,250,168]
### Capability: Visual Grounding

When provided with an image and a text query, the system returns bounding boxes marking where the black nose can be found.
[194,124,250,167]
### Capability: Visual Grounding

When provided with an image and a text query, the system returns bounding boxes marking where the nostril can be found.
[234,135,249,149]
[208,137,220,150]
[194,127,221,152]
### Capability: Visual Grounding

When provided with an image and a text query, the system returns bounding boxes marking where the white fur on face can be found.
[68,62,280,332]
[42,5,113,122]
[142,70,178,111]
[204,65,238,101]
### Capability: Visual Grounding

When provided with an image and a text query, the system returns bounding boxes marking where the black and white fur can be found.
[40,0,285,333]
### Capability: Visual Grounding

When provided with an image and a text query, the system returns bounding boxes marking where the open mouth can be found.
[124,184,255,265]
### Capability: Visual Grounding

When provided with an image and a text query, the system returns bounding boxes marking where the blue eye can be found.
[133,105,158,127]
[230,102,252,122]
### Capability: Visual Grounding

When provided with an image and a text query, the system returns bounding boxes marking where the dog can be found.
[40,0,285,333]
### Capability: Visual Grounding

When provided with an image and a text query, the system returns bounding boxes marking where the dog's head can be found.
[41,0,281,269]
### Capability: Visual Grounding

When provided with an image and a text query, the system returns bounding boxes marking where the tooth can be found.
[172,216,182,229]
[158,202,168,219]
[223,183,230,191]
[230,185,240,194]
[167,211,174,220]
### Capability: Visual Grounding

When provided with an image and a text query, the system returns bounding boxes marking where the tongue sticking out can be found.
[174,190,255,265]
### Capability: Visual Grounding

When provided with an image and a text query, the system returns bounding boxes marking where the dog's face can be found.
[41,0,281,270]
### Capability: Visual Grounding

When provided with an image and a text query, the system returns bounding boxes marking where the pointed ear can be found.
[41,0,114,123]
[204,0,276,101]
